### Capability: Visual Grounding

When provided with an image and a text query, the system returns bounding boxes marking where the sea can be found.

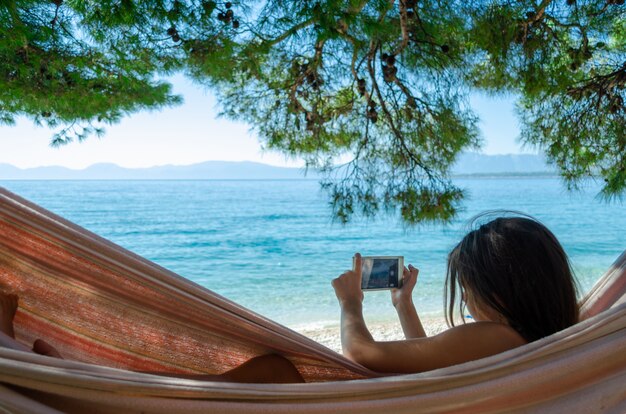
[1,178,624,332]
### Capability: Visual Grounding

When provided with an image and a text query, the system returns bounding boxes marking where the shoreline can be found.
[295,317,449,353]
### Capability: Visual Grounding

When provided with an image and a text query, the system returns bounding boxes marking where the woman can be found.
[332,215,579,373]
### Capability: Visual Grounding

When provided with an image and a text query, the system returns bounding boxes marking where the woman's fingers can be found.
[332,253,365,305]
[399,264,418,290]
[396,265,419,288]
[332,272,363,304]
[353,253,362,276]
[331,271,358,292]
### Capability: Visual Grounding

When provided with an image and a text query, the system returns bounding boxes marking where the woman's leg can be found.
[218,354,304,383]
[32,338,63,358]
[0,292,32,352]
[0,292,17,339]
[0,292,62,356]
[162,354,305,383]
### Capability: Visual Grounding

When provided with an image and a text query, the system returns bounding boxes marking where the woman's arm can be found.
[337,319,527,374]
[332,255,527,373]
[337,300,374,362]
[357,322,528,373]
[331,253,372,361]
[391,265,426,339]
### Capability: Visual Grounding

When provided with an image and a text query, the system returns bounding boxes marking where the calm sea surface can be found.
[1,178,624,329]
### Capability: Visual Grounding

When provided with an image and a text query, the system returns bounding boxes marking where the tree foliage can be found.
[1,0,624,223]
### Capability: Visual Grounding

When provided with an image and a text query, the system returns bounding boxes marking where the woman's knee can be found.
[242,354,304,383]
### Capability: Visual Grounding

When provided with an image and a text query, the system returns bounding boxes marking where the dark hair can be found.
[444,212,579,342]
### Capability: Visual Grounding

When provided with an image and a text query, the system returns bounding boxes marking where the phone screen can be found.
[360,257,403,290]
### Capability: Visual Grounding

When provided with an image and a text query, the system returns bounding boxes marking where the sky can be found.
[0,74,531,169]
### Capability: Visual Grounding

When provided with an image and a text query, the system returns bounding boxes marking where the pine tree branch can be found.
[392,0,410,56]
[262,17,315,48]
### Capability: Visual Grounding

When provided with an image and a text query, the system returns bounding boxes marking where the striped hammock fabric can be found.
[0,186,625,413]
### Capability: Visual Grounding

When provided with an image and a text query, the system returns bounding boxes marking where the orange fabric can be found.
[0,186,625,413]
[0,305,624,413]
[0,187,373,382]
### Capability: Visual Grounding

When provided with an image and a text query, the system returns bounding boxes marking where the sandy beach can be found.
[296,317,449,353]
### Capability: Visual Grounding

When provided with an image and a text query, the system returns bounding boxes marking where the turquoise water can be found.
[1,178,624,329]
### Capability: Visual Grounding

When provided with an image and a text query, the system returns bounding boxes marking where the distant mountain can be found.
[0,161,317,180]
[452,153,554,175]
[0,154,554,180]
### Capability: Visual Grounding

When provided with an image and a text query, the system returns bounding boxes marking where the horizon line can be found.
[1,152,543,171]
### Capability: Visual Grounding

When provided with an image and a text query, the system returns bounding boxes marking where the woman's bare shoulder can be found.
[369,321,528,374]
[433,321,528,355]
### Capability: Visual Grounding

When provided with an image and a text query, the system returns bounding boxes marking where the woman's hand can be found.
[391,264,418,308]
[331,253,364,307]
[391,264,425,338]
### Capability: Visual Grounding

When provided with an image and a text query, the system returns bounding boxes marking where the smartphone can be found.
[356,256,404,290]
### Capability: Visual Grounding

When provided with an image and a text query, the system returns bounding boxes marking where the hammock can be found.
[0,186,624,413]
